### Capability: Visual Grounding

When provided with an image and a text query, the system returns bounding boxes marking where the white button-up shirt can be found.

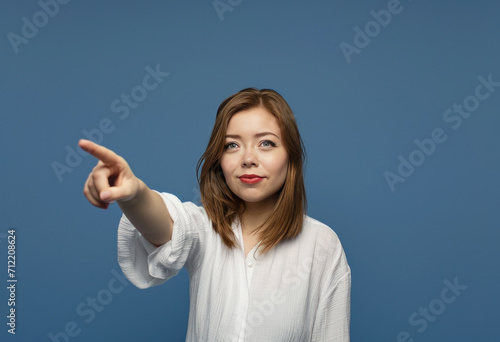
[118,192,351,341]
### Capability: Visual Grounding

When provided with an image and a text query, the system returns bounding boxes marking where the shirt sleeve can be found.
[311,269,351,342]
[117,192,207,289]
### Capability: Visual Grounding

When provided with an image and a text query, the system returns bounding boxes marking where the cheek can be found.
[220,156,235,178]
[264,153,289,177]
[278,161,289,181]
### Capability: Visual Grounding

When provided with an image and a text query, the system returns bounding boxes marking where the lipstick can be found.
[239,174,264,184]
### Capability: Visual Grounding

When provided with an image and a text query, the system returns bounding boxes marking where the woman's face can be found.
[220,107,289,206]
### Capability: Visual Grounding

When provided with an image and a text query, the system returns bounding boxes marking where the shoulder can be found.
[156,192,211,230]
[299,215,350,279]
[300,215,343,248]
[157,191,206,214]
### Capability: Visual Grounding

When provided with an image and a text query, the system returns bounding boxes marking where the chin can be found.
[236,191,280,205]
[237,196,265,203]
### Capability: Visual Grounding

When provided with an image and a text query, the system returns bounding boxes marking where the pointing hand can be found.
[79,139,140,209]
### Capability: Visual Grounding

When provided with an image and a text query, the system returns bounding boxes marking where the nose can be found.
[241,147,258,167]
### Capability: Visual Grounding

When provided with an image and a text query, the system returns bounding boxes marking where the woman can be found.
[80,88,351,341]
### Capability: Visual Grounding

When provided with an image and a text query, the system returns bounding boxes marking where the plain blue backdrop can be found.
[1,0,499,341]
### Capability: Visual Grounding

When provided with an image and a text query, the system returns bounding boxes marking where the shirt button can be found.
[247,262,253,268]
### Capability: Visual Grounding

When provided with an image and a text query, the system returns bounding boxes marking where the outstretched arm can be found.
[79,139,173,247]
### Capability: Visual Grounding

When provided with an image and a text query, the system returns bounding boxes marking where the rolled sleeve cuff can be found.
[117,192,197,289]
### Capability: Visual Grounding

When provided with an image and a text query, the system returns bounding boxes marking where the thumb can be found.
[99,183,135,203]
[100,189,115,203]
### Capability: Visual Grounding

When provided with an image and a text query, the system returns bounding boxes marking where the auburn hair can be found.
[196,88,307,255]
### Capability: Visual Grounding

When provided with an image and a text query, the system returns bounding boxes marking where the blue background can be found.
[1,0,499,341]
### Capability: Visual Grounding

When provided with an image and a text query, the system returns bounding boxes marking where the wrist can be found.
[117,178,147,207]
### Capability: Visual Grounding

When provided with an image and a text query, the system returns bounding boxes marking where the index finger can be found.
[78,139,122,165]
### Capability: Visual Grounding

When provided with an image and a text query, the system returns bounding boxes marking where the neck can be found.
[240,195,277,236]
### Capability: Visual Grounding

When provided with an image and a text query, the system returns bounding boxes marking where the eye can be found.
[260,140,277,148]
[224,142,238,150]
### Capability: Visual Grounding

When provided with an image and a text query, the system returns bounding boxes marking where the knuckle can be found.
[91,170,103,183]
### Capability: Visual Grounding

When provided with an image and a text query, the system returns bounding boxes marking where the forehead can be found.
[226,107,281,136]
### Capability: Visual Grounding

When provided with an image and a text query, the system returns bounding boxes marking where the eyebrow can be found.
[225,132,279,139]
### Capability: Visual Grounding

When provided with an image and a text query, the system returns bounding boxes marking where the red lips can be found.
[239,174,264,184]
